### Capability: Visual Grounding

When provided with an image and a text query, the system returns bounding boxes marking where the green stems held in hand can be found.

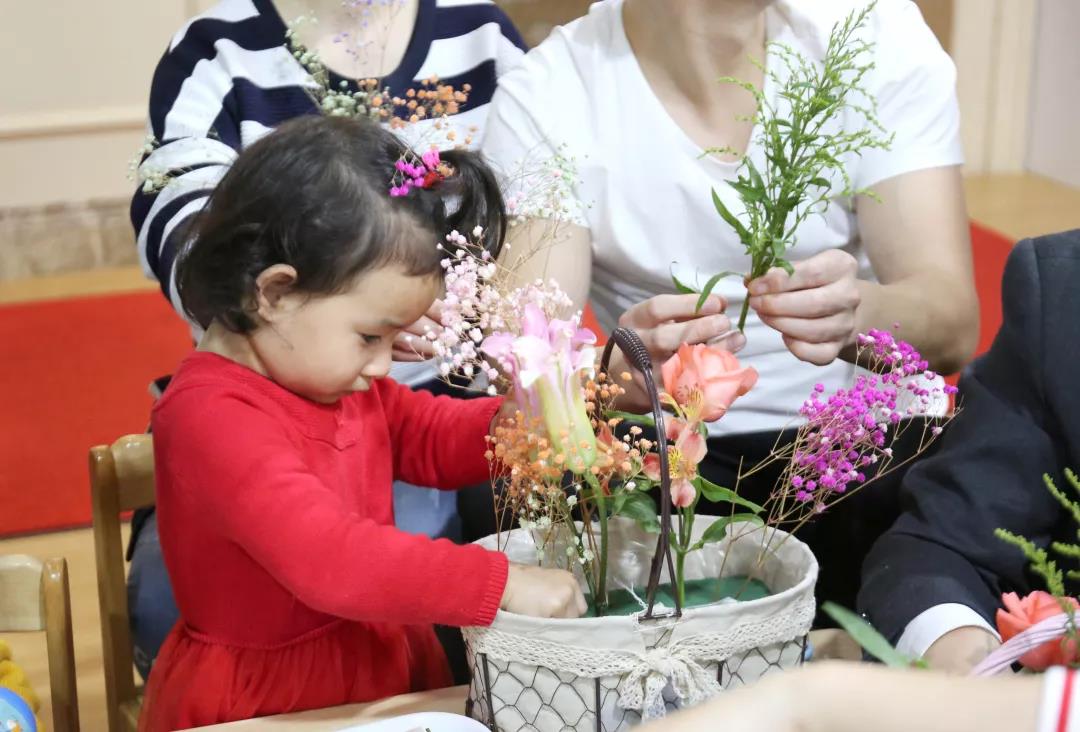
[686,2,893,331]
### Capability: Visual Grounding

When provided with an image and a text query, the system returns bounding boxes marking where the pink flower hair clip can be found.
[389,148,450,197]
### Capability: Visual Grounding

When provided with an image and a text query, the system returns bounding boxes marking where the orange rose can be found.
[996,591,1080,670]
[661,344,758,423]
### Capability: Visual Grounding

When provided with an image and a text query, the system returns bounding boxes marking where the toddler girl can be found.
[140,115,584,731]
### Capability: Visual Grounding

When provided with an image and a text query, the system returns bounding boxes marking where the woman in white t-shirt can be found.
[477,0,978,614]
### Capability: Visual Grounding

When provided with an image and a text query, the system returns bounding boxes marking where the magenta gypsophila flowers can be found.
[785,328,957,509]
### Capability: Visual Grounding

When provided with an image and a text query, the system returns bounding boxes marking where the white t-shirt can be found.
[481,0,963,436]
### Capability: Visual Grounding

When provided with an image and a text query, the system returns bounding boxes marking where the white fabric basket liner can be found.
[463,516,818,726]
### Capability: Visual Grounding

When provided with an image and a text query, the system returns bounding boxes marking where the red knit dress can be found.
[139,352,508,731]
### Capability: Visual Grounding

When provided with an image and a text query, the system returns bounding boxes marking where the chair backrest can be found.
[89,434,155,732]
[0,554,80,732]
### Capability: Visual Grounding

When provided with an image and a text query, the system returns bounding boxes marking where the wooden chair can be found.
[0,554,80,731]
[89,435,155,732]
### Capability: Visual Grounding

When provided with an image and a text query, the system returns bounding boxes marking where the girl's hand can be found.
[392,301,444,362]
[747,249,861,366]
[500,563,587,619]
[613,294,745,411]
[489,390,520,433]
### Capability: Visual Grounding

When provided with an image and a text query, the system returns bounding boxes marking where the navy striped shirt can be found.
[132,0,526,340]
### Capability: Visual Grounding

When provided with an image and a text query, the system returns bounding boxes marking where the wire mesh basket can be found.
[462,328,818,730]
[465,636,808,731]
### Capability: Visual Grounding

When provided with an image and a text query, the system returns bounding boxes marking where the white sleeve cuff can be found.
[1038,667,1080,732]
[896,603,1001,659]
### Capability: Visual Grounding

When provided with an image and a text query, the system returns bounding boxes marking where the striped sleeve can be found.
[131,21,245,328]
[131,0,528,333]
[130,0,311,328]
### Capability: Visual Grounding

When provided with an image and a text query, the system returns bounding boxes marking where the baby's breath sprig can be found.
[689,2,893,331]
[127,134,170,193]
[286,15,469,131]
[130,132,218,195]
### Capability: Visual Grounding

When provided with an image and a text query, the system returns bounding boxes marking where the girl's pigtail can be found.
[437,148,507,259]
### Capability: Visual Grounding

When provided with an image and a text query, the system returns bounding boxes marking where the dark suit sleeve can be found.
[858,238,1062,641]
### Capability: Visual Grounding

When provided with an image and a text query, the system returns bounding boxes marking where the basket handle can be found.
[599,328,681,619]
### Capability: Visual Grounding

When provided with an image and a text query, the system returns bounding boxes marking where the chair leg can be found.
[43,557,80,732]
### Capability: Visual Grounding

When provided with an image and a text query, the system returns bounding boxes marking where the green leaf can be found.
[776,258,795,276]
[696,477,765,514]
[821,602,918,669]
[690,514,763,552]
[611,490,627,516]
[695,271,742,312]
[604,410,656,428]
[671,267,698,295]
[778,194,804,212]
[1051,541,1080,559]
[745,158,766,194]
[728,179,764,204]
[808,176,832,189]
[632,478,658,493]
[711,189,752,244]
[615,490,660,533]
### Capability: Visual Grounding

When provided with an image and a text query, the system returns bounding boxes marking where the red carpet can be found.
[0,291,193,537]
[939,222,1015,402]
[966,222,1014,360]
[0,222,1014,538]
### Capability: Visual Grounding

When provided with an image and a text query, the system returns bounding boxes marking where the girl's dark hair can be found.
[177,114,506,332]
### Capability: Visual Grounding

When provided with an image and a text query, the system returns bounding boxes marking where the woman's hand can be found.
[612,293,745,411]
[747,249,861,366]
[500,563,588,619]
[392,301,444,362]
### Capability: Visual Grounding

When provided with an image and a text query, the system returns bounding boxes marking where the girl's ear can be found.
[254,264,299,323]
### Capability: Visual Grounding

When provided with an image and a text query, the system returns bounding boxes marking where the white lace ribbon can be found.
[617,645,722,720]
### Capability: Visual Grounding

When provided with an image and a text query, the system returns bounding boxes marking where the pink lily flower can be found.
[482,304,599,472]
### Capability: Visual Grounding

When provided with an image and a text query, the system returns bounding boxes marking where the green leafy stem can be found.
[675,2,893,333]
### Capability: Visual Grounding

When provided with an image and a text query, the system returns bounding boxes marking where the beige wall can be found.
[0,0,201,209]
[950,0,1037,174]
[0,0,1059,213]
[1027,0,1080,188]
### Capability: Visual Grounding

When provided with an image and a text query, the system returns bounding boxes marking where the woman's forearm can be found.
[800,663,1040,732]
[848,167,978,375]
[641,663,1042,732]
[844,274,979,374]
